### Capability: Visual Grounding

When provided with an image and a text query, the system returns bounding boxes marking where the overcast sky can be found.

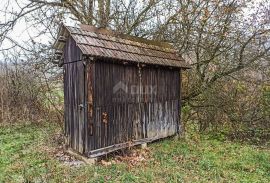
[0,0,265,52]
[0,0,76,51]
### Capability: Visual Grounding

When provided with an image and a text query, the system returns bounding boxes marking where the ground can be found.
[0,122,269,183]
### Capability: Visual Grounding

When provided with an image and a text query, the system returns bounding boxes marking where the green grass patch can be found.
[0,123,269,182]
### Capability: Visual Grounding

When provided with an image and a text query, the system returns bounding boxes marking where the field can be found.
[0,122,269,182]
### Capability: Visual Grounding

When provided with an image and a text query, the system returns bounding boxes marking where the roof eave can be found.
[81,53,190,69]
[53,24,69,50]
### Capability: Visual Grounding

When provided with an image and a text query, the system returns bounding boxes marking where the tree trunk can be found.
[97,0,110,28]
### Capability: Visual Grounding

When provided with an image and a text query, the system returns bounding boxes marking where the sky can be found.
[0,0,76,52]
[0,0,266,52]
[1,0,47,49]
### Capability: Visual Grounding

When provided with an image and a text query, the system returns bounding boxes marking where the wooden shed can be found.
[54,24,190,158]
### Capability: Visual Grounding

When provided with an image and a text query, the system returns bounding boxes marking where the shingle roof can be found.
[54,24,190,68]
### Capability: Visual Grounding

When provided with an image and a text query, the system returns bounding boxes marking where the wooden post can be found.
[140,143,147,149]
[66,148,98,165]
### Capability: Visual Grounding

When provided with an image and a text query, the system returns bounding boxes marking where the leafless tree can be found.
[0,0,269,135]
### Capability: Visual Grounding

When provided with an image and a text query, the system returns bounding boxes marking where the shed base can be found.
[140,143,147,149]
[66,148,97,165]
[87,134,177,158]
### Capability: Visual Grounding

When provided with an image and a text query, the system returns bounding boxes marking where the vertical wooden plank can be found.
[86,60,182,156]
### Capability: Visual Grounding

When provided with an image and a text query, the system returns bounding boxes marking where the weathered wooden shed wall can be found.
[63,37,85,154]
[86,60,181,155]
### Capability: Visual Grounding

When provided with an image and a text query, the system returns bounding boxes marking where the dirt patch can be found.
[44,132,153,167]
[40,132,85,167]
[99,147,153,167]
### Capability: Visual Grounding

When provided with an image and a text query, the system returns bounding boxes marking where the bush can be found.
[183,71,270,144]
[0,60,63,125]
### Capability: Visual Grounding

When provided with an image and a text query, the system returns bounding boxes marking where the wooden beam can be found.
[87,137,158,158]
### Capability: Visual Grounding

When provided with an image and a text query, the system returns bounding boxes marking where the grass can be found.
[0,122,269,182]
